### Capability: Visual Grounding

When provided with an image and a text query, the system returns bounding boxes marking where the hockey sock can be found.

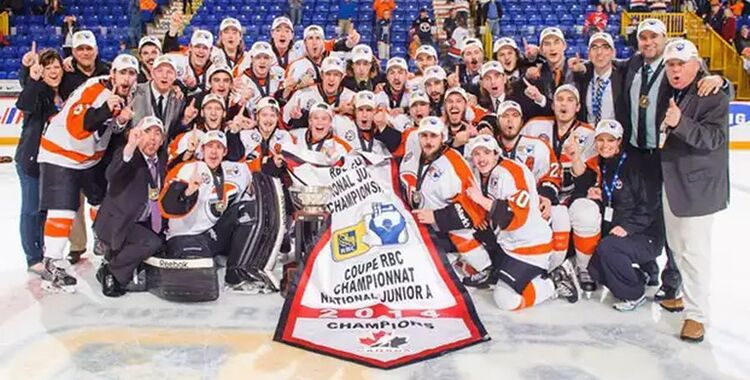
[44,210,76,260]
[573,232,600,271]
[493,276,555,311]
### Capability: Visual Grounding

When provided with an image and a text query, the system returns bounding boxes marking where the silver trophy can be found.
[289,186,332,215]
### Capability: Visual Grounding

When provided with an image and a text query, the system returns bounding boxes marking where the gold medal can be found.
[411,191,423,209]
[215,201,226,212]
[148,187,159,201]
[639,95,650,109]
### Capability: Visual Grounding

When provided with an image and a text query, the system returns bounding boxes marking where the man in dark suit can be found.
[660,39,729,343]
[93,116,167,297]
[130,55,186,142]
[476,61,551,120]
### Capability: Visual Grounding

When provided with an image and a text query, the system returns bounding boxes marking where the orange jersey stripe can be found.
[44,218,74,238]
[444,149,487,226]
[499,159,531,232]
[39,137,105,164]
[514,282,537,311]
[66,82,107,140]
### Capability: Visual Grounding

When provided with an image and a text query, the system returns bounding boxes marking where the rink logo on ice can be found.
[358,330,409,352]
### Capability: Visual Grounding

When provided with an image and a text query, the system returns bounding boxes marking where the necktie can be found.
[495,98,502,113]
[553,69,562,87]
[592,77,608,125]
[156,95,164,121]
[637,64,653,149]
[147,158,162,234]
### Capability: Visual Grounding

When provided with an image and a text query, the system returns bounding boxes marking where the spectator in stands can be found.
[735,24,750,54]
[411,8,435,47]
[289,0,303,26]
[705,0,726,34]
[601,0,618,13]
[722,8,737,43]
[484,0,502,39]
[339,0,356,37]
[44,0,64,25]
[16,48,64,275]
[61,15,78,57]
[626,16,640,49]
[729,0,744,15]
[629,0,650,12]
[128,0,143,48]
[374,0,396,43]
[648,0,669,12]
[583,4,609,36]
[378,10,393,60]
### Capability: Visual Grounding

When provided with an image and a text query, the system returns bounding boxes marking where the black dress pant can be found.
[588,234,660,301]
[107,222,163,284]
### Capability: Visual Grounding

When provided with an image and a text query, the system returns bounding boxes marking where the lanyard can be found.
[319,84,343,107]
[501,137,521,160]
[306,130,329,151]
[358,129,374,152]
[385,85,404,109]
[273,42,290,68]
[260,128,277,156]
[416,148,444,191]
[248,71,271,98]
[640,61,665,97]
[601,152,627,206]
[307,56,322,83]
[223,49,242,68]
[553,121,577,158]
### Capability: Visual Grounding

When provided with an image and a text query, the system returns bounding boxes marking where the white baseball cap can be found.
[386,57,408,72]
[351,44,374,62]
[663,39,700,62]
[540,27,566,44]
[466,135,501,156]
[637,18,667,37]
[309,102,334,119]
[136,116,166,134]
[321,56,345,74]
[354,91,377,109]
[409,90,430,107]
[72,30,97,49]
[304,25,325,39]
[201,130,228,148]
[191,29,214,48]
[588,32,614,49]
[594,119,624,139]
[207,64,232,81]
[423,65,447,83]
[255,97,280,113]
[461,38,484,55]
[272,16,294,31]
[202,93,226,109]
[219,17,242,33]
[415,44,438,60]
[493,37,518,53]
[480,61,504,77]
[417,116,446,137]
[445,86,468,102]
[138,35,162,52]
[112,54,139,72]
[554,84,580,103]
[250,41,274,58]
[497,100,522,116]
[151,55,177,72]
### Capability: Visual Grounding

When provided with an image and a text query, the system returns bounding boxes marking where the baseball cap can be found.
[444,86,468,102]
[202,93,226,109]
[354,91,376,109]
[423,65,447,82]
[466,135,501,156]
[417,116,446,136]
[219,17,242,33]
[207,64,232,81]
[554,84,580,103]
[191,29,214,48]
[663,39,700,62]
[497,100,522,116]
[594,119,624,139]
[112,54,139,72]
[462,38,484,55]
[588,32,614,49]
[409,90,430,107]
[321,56,345,74]
[304,25,325,39]
[415,45,438,60]
[493,37,518,53]
[136,116,166,134]
[138,35,162,52]
[637,18,667,37]
[250,41,274,58]
[309,102,334,119]
[540,27,566,44]
[201,130,228,148]
[255,97,280,113]
[272,16,294,31]
[72,30,97,49]
[151,55,176,72]
[351,44,374,62]
[386,57,408,72]
[480,61,504,77]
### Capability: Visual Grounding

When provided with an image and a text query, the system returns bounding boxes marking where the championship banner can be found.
[274,153,489,369]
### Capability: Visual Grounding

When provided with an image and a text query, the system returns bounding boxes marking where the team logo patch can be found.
[201,172,211,184]
[426,166,443,180]
[227,166,240,177]
[403,151,414,162]
[615,179,623,190]
[251,132,261,142]
[344,129,356,142]
[359,331,409,353]
[538,133,550,143]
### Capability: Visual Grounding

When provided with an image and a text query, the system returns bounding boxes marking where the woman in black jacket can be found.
[15,49,64,274]
[571,119,662,312]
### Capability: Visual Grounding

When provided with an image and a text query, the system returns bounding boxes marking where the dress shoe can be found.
[680,319,705,343]
[97,264,127,297]
[67,249,85,264]
[659,297,685,313]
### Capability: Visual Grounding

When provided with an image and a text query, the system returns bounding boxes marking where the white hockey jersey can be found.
[282,85,356,124]
[500,135,561,195]
[37,76,116,170]
[289,128,352,161]
[239,127,295,170]
[232,67,286,113]
[332,115,391,156]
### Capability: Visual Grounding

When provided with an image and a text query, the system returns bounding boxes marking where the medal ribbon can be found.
[601,152,627,207]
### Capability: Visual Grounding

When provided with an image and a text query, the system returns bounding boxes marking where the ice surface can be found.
[0,147,748,380]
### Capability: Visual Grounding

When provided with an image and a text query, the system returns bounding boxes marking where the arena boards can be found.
[274,152,489,369]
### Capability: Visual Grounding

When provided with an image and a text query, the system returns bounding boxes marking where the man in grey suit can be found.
[661,39,729,343]
[130,55,187,142]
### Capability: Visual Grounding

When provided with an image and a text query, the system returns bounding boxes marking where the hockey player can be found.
[443,87,487,152]
[524,27,574,101]
[334,91,402,155]
[212,17,245,69]
[163,29,216,94]
[414,45,439,76]
[463,135,581,310]
[375,57,410,111]
[290,102,352,160]
[447,38,485,96]
[136,36,162,83]
[477,60,550,118]
[342,44,385,92]
[400,116,492,275]
[286,25,360,89]
[169,93,239,166]
[522,84,601,291]
[284,56,356,127]
[37,54,140,292]
[269,17,298,69]
[423,65,447,116]
[160,130,277,293]
[240,97,293,174]
[234,41,286,111]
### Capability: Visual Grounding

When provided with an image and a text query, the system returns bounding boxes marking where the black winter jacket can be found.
[14,79,58,177]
